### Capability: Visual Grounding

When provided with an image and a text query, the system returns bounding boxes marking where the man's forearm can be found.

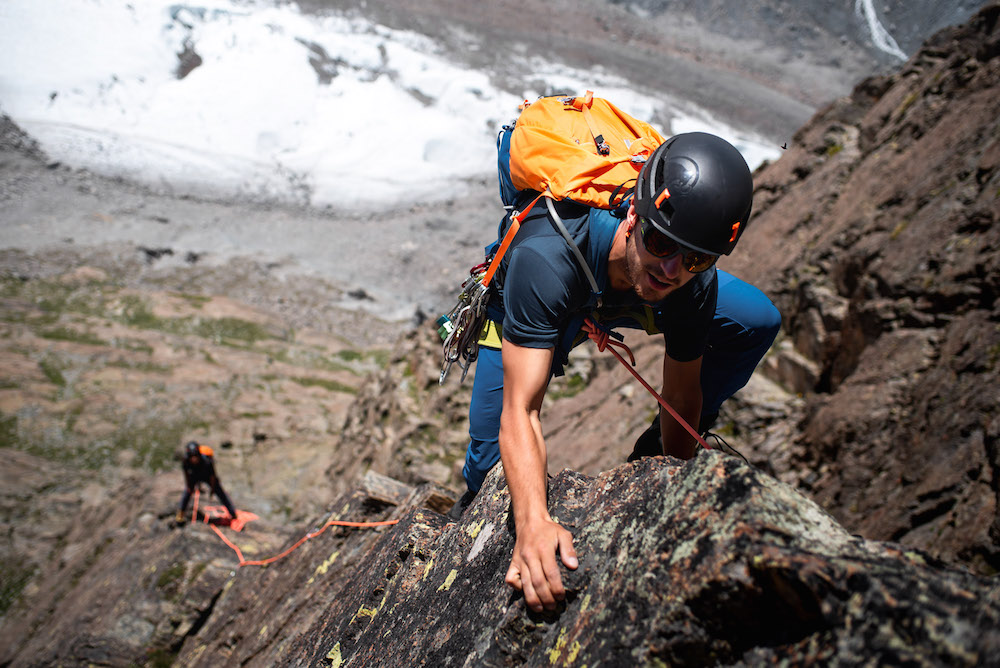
[659,393,702,459]
[499,409,550,526]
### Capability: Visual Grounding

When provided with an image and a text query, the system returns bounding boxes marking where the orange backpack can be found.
[488,92,666,292]
[501,91,666,209]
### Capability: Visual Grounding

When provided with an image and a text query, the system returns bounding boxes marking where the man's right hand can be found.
[505,517,578,612]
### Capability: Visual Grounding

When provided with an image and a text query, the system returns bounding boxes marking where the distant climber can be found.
[175,441,237,523]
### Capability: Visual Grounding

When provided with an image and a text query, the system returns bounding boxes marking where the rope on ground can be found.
[583,317,711,451]
[208,511,399,568]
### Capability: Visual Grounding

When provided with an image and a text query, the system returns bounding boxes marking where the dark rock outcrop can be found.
[173,453,1000,666]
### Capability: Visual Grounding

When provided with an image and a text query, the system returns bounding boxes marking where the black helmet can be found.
[185,441,200,456]
[634,132,753,256]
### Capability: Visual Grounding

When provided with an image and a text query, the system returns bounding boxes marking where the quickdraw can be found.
[438,261,491,384]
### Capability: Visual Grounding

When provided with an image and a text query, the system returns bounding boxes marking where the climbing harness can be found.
[437,187,603,385]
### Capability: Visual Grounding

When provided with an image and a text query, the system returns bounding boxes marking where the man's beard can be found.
[626,243,676,302]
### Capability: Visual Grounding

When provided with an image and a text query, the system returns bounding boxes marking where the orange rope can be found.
[205,514,399,568]
[210,524,245,562]
[583,318,710,451]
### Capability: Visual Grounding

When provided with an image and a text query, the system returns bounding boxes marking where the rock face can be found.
[172,453,1000,667]
[722,2,1000,574]
[326,327,472,494]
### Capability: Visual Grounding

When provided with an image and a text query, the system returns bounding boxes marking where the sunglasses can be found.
[638,218,717,273]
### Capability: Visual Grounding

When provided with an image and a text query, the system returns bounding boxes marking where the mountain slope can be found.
[722,2,1000,573]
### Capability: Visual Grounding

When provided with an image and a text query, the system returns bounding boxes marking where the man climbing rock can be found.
[175,441,238,523]
[451,132,781,612]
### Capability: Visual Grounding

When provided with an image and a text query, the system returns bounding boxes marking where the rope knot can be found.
[583,318,635,366]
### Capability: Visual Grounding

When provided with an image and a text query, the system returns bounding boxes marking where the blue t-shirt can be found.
[486,198,717,373]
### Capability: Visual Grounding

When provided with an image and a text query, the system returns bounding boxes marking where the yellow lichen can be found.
[437,569,458,592]
[468,518,485,539]
[307,550,340,585]
[325,642,342,668]
[548,628,568,663]
[351,605,378,624]
[567,640,582,663]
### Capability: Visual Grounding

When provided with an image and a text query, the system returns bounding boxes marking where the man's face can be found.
[624,205,697,302]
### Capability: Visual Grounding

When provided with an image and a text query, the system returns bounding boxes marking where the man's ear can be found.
[625,210,637,239]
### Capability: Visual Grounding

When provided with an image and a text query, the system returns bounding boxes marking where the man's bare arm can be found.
[499,341,578,612]
[660,352,704,459]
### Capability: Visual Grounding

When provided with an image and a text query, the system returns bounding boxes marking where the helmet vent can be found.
[658,198,675,221]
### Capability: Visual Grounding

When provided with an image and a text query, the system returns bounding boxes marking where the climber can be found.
[175,441,237,523]
[451,132,781,612]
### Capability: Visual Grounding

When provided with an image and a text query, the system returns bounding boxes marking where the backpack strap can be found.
[480,189,603,309]
[571,92,611,156]
[544,196,602,308]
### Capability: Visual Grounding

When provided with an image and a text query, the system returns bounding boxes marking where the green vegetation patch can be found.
[113,338,154,355]
[40,325,107,346]
[175,292,211,309]
[268,347,355,374]
[192,316,272,344]
[6,408,206,473]
[145,647,180,668]
[290,376,357,394]
[0,414,17,449]
[156,561,186,590]
[0,275,108,321]
[38,356,67,387]
[988,340,1000,370]
[0,552,36,615]
[106,358,171,374]
[238,411,274,419]
[116,295,273,345]
[547,373,586,399]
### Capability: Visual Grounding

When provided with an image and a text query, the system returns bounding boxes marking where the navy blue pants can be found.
[460,270,781,492]
[179,480,237,518]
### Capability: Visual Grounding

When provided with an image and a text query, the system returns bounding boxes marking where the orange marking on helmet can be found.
[729,221,741,242]
[654,188,670,208]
